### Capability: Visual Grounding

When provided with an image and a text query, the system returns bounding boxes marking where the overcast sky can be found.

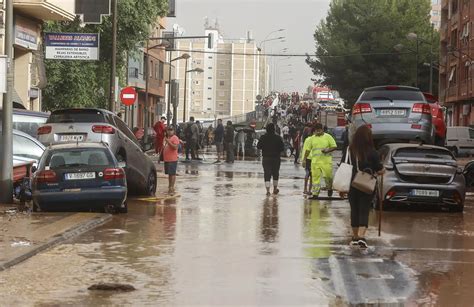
[169,0,331,93]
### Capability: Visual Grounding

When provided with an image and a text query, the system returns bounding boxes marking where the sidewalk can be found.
[0,207,111,271]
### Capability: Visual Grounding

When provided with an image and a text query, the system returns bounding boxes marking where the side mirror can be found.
[118,161,127,168]
[31,165,37,173]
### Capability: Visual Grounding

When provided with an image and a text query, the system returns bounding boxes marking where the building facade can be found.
[125,18,167,129]
[0,0,75,111]
[174,25,269,122]
[432,0,442,29]
[439,0,474,126]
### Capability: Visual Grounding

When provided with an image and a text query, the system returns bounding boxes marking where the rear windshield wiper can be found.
[370,96,393,102]
[58,119,74,123]
[64,163,89,167]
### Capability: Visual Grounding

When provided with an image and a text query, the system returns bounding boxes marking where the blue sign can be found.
[45,33,100,60]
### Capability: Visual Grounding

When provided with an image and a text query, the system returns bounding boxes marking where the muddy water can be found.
[0,160,473,305]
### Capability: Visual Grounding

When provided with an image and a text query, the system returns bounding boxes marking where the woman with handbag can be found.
[344,125,384,249]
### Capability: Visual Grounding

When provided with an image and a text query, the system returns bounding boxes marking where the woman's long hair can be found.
[349,125,375,162]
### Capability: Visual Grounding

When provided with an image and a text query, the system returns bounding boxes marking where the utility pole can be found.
[0,0,14,203]
[109,0,118,112]
[429,24,434,94]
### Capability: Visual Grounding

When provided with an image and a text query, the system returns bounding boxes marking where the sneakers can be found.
[273,188,280,195]
[349,237,359,246]
[358,238,368,249]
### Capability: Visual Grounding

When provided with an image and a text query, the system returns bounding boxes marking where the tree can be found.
[42,0,168,111]
[306,0,439,106]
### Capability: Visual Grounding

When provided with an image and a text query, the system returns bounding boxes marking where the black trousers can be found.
[348,187,373,228]
[262,157,281,182]
[226,143,235,162]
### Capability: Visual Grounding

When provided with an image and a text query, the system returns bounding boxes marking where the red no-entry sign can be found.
[120,87,137,106]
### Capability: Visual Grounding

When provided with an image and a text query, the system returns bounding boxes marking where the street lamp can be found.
[183,66,204,122]
[167,53,191,126]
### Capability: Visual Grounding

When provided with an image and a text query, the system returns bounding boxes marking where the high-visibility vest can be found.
[306,133,337,164]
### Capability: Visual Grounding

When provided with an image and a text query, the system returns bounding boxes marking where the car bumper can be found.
[353,122,434,144]
[33,186,127,209]
[382,180,465,207]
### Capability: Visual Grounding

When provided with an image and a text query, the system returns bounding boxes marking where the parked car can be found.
[446,127,474,157]
[328,126,346,149]
[377,143,465,212]
[423,93,447,146]
[32,142,127,213]
[0,129,45,201]
[350,85,435,147]
[0,108,49,139]
[37,108,157,195]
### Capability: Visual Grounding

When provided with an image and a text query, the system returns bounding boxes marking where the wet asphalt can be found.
[1,153,474,305]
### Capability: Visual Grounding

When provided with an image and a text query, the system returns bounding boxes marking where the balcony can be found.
[14,0,75,21]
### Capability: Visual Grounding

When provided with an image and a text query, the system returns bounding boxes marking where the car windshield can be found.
[360,90,425,101]
[46,148,113,168]
[394,148,454,160]
[47,110,105,123]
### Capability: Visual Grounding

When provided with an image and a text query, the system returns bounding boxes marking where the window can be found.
[47,109,106,123]
[208,77,212,79]
[463,61,470,80]
[208,67,212,69]
[450,29,458,49]
[150,60,154,77]
[195,80,200,85]
[208,98,212,100]
[208,87,212,90]
[208,56,213,59]
[470,128,474,139]
[46,148,113,168]
[431,0,438,4]
[359,89,425,101]
[431,10,439,16]
[155,63,159,79]
[220,81,225,86]
[196,60,202,64]
[219,103,224,106]
[159,61,164,80]
[449,66,457,84]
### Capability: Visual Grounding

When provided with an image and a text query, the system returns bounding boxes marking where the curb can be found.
[0,213,112,272]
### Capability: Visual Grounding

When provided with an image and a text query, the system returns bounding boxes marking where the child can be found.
[163,126,180,195]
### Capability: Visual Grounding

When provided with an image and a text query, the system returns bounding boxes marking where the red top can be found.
[163,135,180,162]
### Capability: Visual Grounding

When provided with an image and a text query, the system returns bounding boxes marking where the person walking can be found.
[343,125,384,249]
[301,126,315,195]
[224,121,235,163]
[184,117,198,161]
[303,123,337,199]
[236,129,246,159]
[293,130,301,164]
[257,123,285,196]
[214,119,224,163]
[153,116,166,161]
[163,126,181,195]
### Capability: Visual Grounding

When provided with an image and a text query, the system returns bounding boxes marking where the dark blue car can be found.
[32,142,127,213]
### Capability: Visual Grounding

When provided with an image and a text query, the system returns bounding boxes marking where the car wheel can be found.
[449,204,464,213]
[116,202,128,214]
[145,171,157,196]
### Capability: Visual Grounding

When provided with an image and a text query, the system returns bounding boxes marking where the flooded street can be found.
[1,159,474,305]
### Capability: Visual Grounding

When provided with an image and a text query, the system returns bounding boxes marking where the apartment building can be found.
[439,0,474,126]
[432,0,442,29]
[126,18,167,129]
[0,0,75,111]
[174,24,269,122]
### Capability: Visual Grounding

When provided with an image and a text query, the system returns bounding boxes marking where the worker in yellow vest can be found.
[302,123,337,199]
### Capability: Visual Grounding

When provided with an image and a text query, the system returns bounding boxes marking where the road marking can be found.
[131,195,181,202]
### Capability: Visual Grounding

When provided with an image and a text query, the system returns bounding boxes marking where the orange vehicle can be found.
[423,93,447,146]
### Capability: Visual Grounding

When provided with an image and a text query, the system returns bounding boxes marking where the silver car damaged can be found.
[37,108,156,196]
[350,85,435,146]
[377,143,465,212]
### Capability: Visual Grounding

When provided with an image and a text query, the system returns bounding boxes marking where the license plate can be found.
[59,135,84,142]
[63,188,81,192]
[380,109,406,116]
[65,172,95,180]
[412,189,439,197]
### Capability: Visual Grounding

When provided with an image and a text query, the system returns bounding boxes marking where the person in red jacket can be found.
[153,116,167,158]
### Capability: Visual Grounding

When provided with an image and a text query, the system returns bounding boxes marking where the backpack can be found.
[184,123,193,139]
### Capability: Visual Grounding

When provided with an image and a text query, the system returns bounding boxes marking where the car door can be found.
[468,128,474,155]
[111,116,147,187]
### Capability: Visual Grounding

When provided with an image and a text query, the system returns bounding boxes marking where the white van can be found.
[446,127,474,156]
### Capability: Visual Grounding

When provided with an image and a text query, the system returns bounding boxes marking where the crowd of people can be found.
[149,92,381,249]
